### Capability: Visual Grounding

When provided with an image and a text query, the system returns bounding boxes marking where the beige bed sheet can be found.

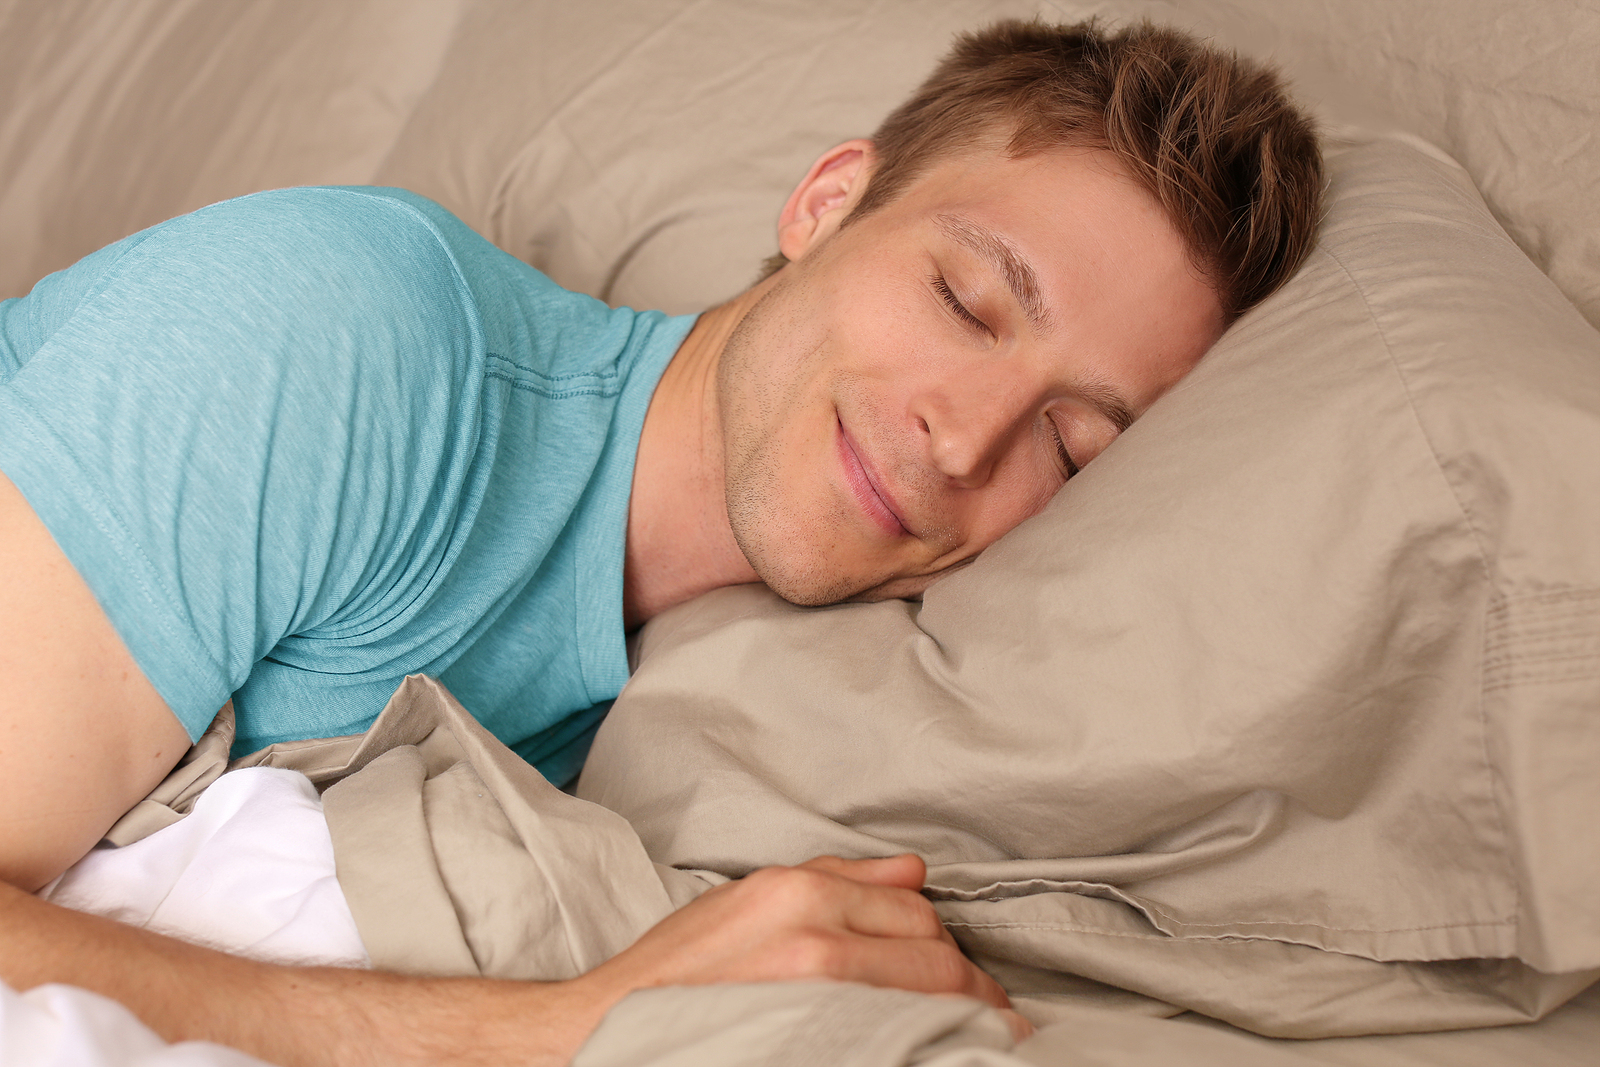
[575,980,1600,1067]
[122,671,1592,1065]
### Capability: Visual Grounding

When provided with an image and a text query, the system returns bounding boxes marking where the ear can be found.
[776,139,874,263]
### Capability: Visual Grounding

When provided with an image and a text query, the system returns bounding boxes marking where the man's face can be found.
[717,143,1224,606]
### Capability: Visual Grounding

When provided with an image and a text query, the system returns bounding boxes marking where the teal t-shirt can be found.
[0,187,694,784]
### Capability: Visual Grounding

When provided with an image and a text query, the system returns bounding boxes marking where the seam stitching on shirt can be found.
[484,349,619,385]
[484,365,618,399]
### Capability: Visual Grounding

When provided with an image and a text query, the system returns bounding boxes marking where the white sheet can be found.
[4,768,367,1067]
[41,767,367,968]
[0,982,271,1067]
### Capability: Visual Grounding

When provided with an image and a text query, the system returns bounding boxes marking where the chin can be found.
[754,565,865,608]
[754,556,937,607]
[848,582,930,604]
[726,488,924,607]
[733,536,867,607]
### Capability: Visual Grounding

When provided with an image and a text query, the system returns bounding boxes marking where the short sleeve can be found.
[0,188,487,739]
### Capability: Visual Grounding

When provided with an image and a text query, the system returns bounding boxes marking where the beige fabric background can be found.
[6,1,1598,329]
[0,0,466,297]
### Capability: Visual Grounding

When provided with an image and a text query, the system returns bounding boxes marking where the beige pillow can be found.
[374,0,1058,313]
[374,0,1600,333]
[578,133,1600,1023]
[1066,0,1600,331]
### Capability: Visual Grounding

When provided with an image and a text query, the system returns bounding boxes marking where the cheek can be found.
[814,254,943,377]
[964,450,1063,549]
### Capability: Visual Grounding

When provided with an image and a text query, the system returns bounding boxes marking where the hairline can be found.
[843,123,1228,312]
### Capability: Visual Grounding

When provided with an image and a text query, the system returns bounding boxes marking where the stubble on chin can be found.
[715,277,867,608]
[720,402,860,607]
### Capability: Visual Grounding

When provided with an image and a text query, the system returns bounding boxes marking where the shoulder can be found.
[80,189,488,365]
[157,187,471,293]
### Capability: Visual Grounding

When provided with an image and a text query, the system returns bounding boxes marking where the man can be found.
[0,18,1321,1066]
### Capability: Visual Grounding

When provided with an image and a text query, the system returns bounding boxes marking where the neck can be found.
[623,282,773,629]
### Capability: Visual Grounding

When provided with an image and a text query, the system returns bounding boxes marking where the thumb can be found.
[800,853,927,890]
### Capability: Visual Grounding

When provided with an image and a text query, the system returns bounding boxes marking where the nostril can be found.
[917,417,930,435]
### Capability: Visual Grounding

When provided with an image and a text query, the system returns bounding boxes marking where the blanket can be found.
[83,664,1600,1065]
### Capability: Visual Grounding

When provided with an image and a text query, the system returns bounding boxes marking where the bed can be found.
[3,1,1598,1064]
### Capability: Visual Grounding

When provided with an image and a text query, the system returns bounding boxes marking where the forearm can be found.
[0,880,609,1067]
[4,844,1017,1066]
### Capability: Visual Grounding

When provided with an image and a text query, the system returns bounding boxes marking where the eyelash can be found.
[933,274,988,333]
[934,272,1077,478]
[1050,420,1080,480]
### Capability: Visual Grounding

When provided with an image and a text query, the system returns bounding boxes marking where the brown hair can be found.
[771,19,1323,321]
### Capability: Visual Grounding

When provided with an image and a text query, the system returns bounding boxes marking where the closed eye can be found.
[1050,419,1081,479]
[932,274,989,334]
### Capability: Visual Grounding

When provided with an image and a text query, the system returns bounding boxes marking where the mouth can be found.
[837,417,911,538]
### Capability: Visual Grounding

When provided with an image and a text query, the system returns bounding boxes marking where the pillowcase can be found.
[578,132,1600,1009]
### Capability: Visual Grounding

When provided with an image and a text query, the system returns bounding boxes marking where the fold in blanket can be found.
[111,675,722,980]
[317,677,720,979]
[116,670,1593,1042]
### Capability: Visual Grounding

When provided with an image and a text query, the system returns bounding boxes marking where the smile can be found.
[836,418,910,538]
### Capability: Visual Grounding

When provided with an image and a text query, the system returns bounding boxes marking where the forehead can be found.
[870,145,1223,398]
[883,143,1190,272]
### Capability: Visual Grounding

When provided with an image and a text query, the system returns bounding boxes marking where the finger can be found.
[932,999,1035,1043]
[799,856,971,958]
[959,952,1013,1010]
[1000,1008,1035,1043]
[726,865,939,941]
[806,874,947,942]
[800,853,927,890]
[824,934,1013,1010]
[745,863,964,958]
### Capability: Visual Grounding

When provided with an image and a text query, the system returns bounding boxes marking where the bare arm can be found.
[0,471,192,891]
[3,855,1014,1066]
[0,471,1016,1064]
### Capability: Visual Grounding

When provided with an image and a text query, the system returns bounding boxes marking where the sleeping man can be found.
[0,18,1321,1067]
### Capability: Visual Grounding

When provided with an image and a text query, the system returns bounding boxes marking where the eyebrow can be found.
[1076,375,1137,435]
[935,213,1136,436]
[935,213,1054,335]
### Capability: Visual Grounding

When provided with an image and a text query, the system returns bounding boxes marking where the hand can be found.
[573,854,1030,1039]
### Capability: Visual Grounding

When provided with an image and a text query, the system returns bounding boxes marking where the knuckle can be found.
[899,893,944,936]
[923,944,976,992]
[739,865,785,892]
[783,930,846,978]
[748,864,832,909]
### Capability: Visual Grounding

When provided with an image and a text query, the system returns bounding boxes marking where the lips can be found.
[837,418,910,538]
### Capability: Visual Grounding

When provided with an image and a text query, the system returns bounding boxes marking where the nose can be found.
[915,378,1034,489]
